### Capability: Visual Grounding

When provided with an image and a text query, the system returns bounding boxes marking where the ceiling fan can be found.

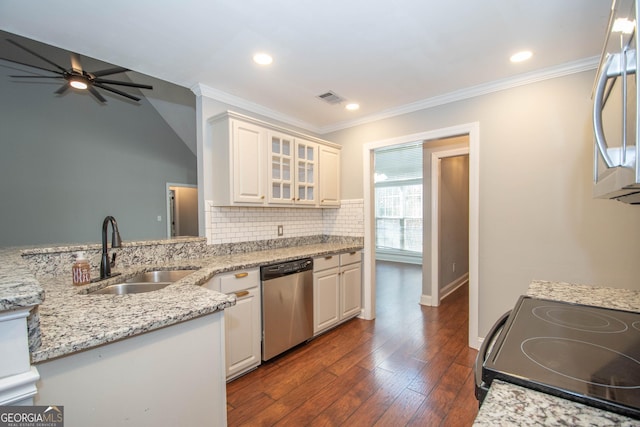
[1,39,152,103]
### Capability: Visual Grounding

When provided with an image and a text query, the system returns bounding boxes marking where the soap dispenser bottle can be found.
[72,252,91,285]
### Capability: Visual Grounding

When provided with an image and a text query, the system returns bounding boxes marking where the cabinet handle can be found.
[233,290,249,298]
[324,255,333,260]
[235,272,249,279]
[349,251,357,255]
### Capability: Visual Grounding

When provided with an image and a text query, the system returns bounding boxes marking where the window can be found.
[374,144,423,254]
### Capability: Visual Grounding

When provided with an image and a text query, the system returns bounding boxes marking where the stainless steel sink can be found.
[124,270,194,283]
[88,269,197,295]
[90,282,172,295]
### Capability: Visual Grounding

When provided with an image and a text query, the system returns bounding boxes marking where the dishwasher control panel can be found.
[260,258,313,281]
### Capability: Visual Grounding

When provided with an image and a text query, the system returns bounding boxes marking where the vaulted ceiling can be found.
[0,1,610,133]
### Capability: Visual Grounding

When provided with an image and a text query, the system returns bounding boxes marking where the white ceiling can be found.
[0,0,611,134]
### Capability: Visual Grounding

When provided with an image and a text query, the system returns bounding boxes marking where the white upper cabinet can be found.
[319,145,340,207]
[233,120,267,204]
[293,138,318,206]
[209,111,339,208]
[268,131,294,204]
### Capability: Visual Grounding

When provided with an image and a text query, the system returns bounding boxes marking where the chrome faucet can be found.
[100,216,122,280]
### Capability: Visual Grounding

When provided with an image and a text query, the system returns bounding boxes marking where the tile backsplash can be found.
[205,199,364,244]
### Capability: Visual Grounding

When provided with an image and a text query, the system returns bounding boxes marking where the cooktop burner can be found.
[483,296,640,419]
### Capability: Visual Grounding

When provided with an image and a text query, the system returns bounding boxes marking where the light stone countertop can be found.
[473,280,640,426]
[0,240,362,364]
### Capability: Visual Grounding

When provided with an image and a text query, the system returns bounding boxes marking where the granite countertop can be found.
[0,248,45,311]
[1,241,362,364]
[473,279,640,426]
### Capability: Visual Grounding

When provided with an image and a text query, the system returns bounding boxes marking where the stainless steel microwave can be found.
[593,0,640,204]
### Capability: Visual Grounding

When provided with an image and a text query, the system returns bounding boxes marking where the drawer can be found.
[219,268,259,294]
[314,254,340,271]
[340,251,361,266]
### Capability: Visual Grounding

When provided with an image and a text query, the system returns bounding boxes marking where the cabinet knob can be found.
[235,272,249,279]
[261,195,265,200]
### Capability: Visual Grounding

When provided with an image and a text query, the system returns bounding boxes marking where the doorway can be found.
[166,183,199,238]
[362,122,480,349]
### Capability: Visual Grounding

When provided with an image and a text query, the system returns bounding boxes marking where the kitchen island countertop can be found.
[473,280,640,426]
[0,240,363,364]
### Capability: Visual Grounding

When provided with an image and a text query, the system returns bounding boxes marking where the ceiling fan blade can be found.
[70,53,83,72]
[94,78,153,90]
[94,83,141,102]
[0,56,64,75]
[88,86,107,103]
[9,75,63,79]
[55,83,69,95]
[91,67,129,77]
[6,39,68,73]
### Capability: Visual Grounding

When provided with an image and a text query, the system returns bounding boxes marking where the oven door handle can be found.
[474,310,511,400]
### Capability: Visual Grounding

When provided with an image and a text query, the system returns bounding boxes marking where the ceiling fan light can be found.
[69,79,88,90]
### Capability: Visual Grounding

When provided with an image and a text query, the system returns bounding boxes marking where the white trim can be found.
[166,183,197,238]
[193,57,598,136]
[363,122,480,349]
[0,366,39,406]
[192,83,319,133]
[420,294,432,306]
[321,56,597,134]
[440,273,469,301]
[430,147,469,307]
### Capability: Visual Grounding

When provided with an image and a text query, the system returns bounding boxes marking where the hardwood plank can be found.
[227,261,479,427]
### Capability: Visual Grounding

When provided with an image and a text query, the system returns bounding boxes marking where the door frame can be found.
[362,121,480,349]
[430,147,469,307]
[166,183,198,238]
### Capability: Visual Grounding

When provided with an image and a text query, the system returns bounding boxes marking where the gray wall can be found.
[326,70,640,337]
[439,155,469,290]
[422,135,469,297]
[0,63,196,247]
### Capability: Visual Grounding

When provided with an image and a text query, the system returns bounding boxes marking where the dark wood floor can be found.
[226,261,479,426]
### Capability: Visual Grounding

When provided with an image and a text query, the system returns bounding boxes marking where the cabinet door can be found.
[225,287,261,380]
[295,139,318,205]
[319,145,341,207]
[313,268,340,334]
[268,131,294,204]
[340,262,362,319]
[232,120,266,204]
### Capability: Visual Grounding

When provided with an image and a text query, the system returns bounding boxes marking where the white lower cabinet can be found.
[313,251,362,335]
[203,268,261,380]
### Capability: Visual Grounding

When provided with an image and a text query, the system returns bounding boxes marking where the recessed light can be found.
[345,103,360,111]
[253,53,273,65]
[510,51,533,63]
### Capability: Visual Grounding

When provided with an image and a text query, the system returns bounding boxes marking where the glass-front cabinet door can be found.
[295,139,318,205]
[268,131,294,204]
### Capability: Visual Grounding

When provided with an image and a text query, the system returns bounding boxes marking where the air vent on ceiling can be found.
[316,90,345,105]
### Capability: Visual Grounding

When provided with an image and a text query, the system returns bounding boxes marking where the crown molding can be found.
[191,83,322,133]
[192,56,599,136]
[318,56,600,134]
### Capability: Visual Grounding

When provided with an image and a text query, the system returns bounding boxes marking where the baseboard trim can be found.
[440,273,469,301]
[419,294,432,306]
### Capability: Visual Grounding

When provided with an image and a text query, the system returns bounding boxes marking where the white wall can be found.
[325,70,640,337]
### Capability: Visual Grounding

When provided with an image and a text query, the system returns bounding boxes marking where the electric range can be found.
[480,296,640,419]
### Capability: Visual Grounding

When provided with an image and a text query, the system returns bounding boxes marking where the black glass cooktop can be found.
[483,296,640,419]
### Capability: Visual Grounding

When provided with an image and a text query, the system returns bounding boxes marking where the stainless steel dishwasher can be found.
[261,258,313,361]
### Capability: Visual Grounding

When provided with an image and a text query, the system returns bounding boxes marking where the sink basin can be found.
[90,282,172,295]
[88,269,197,295]
[124,270,194,283]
